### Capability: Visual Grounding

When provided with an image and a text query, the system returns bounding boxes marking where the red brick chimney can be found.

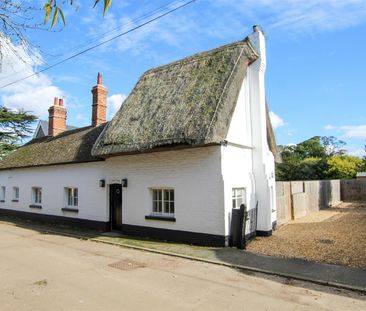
[48,97,67,136]
[91,73,108,127]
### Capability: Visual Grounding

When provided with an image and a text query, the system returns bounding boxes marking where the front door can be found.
[109,184,122,231]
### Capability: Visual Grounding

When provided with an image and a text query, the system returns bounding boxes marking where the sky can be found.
[0,0,365,157]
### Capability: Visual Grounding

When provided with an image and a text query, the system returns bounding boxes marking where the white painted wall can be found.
[221,144,255,236]
[0,162,108,221]
[226,76,252,147]
[248,28,277,231]
[105,146,225,236]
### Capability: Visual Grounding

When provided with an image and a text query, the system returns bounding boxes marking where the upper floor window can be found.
[32,187,42,205]
[152,189,174,216]
[65,187,78,207]
[232,188,246,209]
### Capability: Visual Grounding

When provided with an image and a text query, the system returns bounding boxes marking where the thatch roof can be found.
[92,38,259,156]
[0,125,106,170]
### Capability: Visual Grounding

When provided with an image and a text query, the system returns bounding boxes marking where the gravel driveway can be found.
[247,202,366,268]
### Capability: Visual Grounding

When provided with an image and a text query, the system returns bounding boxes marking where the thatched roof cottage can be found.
[0,26,278,246]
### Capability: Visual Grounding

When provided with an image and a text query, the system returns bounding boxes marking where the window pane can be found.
[158,201,162,213]
[170,190,174,201]
[164,201,169,213]
[74,197,78,206]
[158,190,162,200]
[153,201,157,213]
[164,190,169,201]
[153,190,157,201]
[170,202,174,214]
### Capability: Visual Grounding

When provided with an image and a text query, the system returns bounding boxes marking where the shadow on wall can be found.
[276,180,342,224]
[319,180,331,209]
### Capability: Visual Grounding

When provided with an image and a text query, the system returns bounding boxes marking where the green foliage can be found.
[326,156,365,179]
[276,136,359,181]
[43,0,112,28]
[0,106,36,159]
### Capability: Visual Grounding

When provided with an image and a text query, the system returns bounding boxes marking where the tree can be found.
[0,106,36,158]
[276,136,359,181]
[320,136,346,157]
[0,1,112,62]
[326,156,365,179]
[43,0,112,28]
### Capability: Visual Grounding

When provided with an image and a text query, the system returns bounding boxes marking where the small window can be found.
[152,189,174,216]
[0,186,5,202]
[65,188,78,207]
[12,187,19,201]
[32,187,42,204]
[232,188,246,209]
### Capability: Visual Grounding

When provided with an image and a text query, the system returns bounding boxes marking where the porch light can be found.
[122,178,128,188]
[99,179,105,188]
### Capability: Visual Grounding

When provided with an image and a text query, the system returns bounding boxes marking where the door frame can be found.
[109,183,123,231]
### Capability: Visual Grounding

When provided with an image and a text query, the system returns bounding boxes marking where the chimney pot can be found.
[48,98,67,136]
[253,25,260,32]
[92,73,107,127]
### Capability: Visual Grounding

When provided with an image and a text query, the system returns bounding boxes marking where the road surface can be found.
[0,222,364,310]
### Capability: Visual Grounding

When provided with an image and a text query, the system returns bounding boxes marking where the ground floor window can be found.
[0,186,5,202]
[65,187,78,207]
[32,187,42,204]
[12,187,19,201]
[152,189,174,216]
[232,187,246,209]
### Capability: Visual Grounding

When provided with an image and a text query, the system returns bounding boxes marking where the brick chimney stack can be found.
[48,97,67,136]
[91,73,108,127]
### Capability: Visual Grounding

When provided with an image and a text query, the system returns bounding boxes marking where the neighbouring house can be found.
[0,26,279,246]
[356,172,366,180]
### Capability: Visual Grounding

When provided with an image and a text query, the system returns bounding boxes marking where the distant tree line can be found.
[276,136,366,181]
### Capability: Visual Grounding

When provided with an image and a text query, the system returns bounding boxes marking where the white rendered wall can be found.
[223,72,256,237]
[0,162,108,221]
[105,146,225,236]
[248,29,277,231]
[226,76,252,147]
[221,145,255,236]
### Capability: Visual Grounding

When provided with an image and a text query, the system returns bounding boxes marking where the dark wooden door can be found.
[110,184,122,231]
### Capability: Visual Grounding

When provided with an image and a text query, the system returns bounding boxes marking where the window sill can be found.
[12,199,19,203]
[29,204,42,209]
[62,207,79,213]
[145,215,176,222]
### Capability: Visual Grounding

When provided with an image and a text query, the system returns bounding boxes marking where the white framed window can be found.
[65,187,78,207]
[32,187,42,204]
[152,189,174,216]
[232,188,246,209]
[0,186,5,202]
[12,187,19,201]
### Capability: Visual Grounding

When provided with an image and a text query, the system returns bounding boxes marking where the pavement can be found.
[0,221,365,311]
[1,216,366,293]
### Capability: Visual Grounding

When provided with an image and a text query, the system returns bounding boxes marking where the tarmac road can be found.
[0,222,365,311]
